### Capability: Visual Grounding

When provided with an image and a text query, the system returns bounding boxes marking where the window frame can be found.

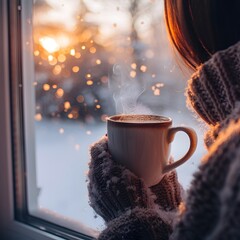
[0,0,95,239]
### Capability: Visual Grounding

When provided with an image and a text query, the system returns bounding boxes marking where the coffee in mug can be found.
[107,114,197,186]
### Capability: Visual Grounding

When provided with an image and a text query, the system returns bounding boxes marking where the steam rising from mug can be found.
[109,64,152,114]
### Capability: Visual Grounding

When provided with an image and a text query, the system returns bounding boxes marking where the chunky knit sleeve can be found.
[186,41,240,150]
[98,208,174,240]
[171,116,240,240]
[88,136,182,240]
[173,41,240,240]
[88,41,240,240]
[186,41,240,127]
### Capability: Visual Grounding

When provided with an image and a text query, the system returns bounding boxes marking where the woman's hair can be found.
[164,0,240,70]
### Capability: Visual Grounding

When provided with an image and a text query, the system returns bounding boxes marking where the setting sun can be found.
[39,36,60,53]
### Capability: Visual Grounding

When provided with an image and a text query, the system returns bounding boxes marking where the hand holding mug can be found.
[107,114,197,187]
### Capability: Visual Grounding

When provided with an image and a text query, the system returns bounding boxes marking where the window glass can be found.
[29,0,205,235]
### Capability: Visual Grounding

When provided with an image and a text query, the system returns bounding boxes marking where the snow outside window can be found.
[24,0,206,238]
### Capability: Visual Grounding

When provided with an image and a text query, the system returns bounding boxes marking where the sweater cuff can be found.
[98,207,176,240]
[150,169,183,211]
[186,41,240,126]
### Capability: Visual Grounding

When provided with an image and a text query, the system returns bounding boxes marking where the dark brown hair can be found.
[164,0,240,70]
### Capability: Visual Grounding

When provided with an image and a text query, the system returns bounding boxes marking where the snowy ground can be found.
[34,111,206,233]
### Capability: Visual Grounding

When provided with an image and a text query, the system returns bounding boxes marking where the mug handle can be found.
[163,127,198,174]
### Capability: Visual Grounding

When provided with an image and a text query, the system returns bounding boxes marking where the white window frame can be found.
[0,1,96,239]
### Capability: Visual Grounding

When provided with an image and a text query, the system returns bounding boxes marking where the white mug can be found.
[107,114,197,187]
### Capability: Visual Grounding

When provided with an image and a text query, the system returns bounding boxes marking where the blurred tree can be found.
[33,0,186,122]
[33,0,114,122]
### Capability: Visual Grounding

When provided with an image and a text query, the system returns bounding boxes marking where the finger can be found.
[88,156,155,220]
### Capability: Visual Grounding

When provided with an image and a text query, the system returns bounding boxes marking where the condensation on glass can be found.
[25,0,205,236]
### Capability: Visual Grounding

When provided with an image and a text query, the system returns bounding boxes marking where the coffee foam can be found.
[112,115,171,123]
[116,119,164,123]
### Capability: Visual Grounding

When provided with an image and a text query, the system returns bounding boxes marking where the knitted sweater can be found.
[88,41,240,240]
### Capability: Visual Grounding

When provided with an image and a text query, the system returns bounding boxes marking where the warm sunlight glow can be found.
[131,63,137,69]
[152,83,164,96]
[35,113,42,121]
[86,80,93,86]
[48,55,54,61]
[43,83,50,91]
[53,65,62,75]
[34,50,40,56]
[96,59,101,65]
[58,54,66,62]
[39,37,60,53]
[75,52,81,58]
[130,70,136,78]
[89,47,96,54]
[140,65,147,72]
[55,88,64,98]
[68,113,73,119]
[70,48,76,56]
[64,101,71,110]
[72,66,80,73]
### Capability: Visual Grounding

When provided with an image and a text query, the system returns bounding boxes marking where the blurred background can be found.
[32,0,206,233]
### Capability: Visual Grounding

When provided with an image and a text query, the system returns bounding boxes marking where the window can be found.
[0,0,205,239]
